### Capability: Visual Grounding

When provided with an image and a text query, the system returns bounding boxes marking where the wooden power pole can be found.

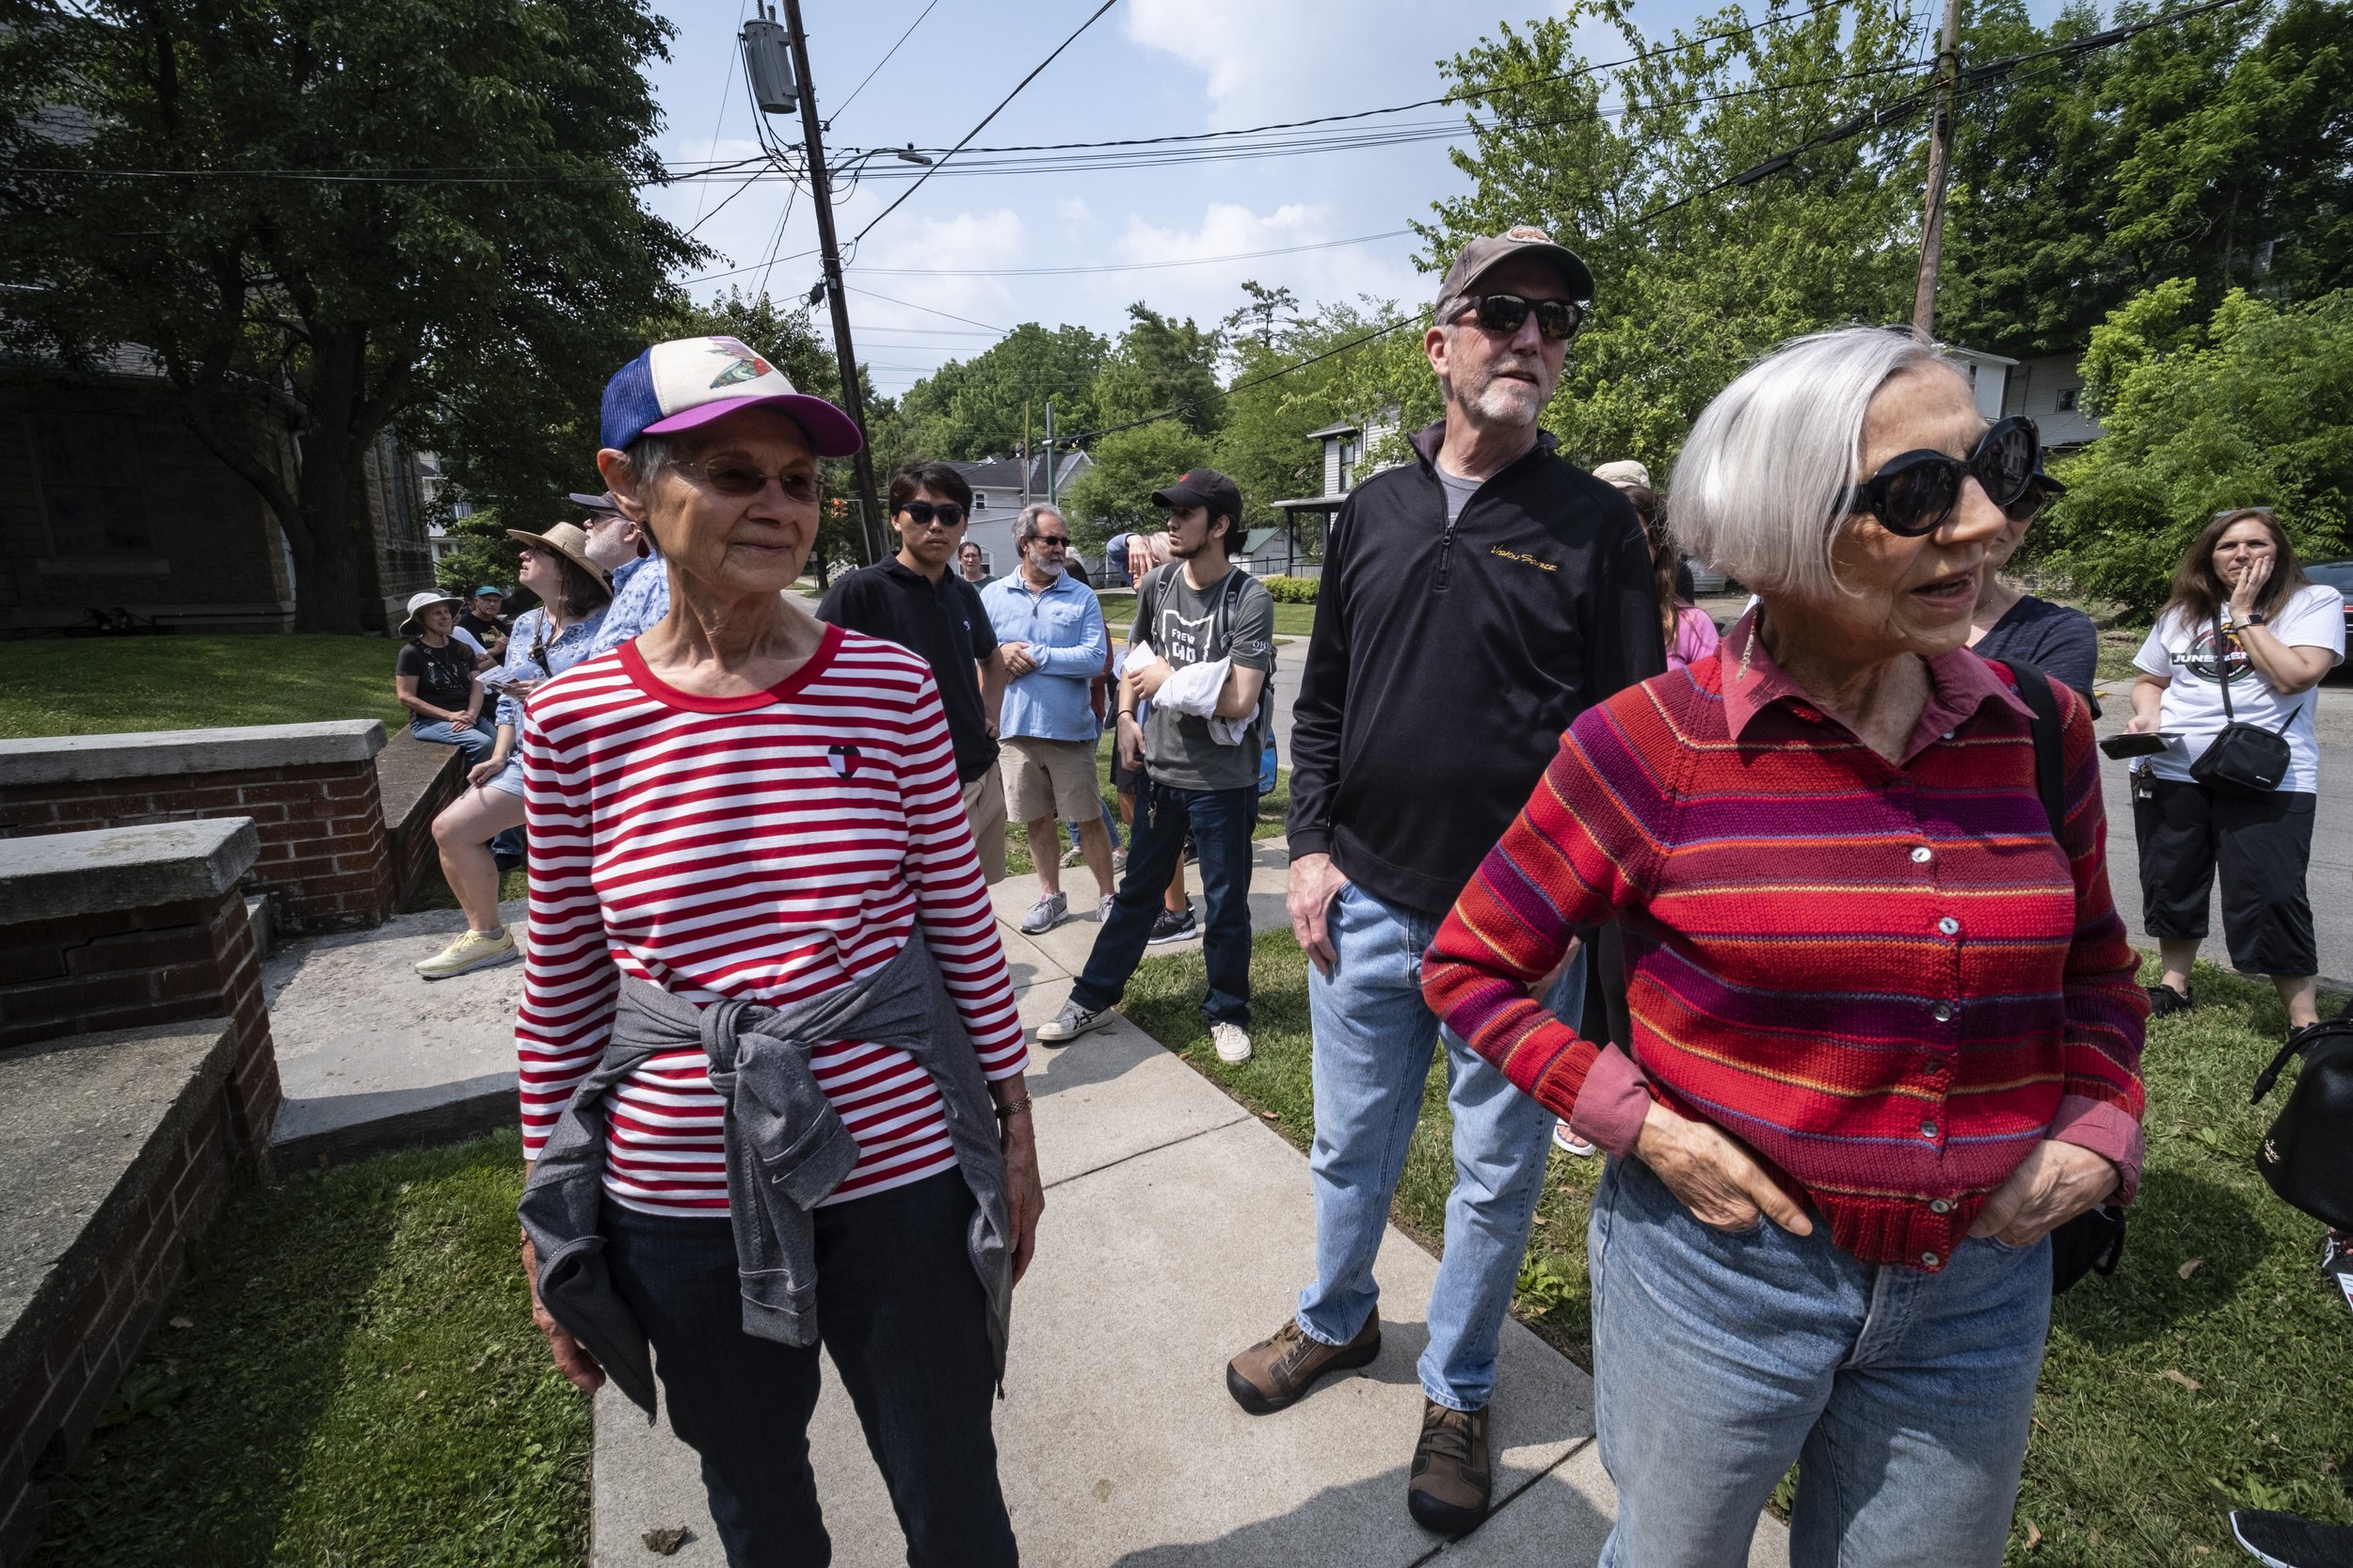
[1911,0,1964,340]
[773,0,888,563]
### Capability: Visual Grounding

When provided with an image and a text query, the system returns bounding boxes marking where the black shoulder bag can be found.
[2249,1022,2353,1230]
[2186,609,2293,798]
[2007,661,2130,1294]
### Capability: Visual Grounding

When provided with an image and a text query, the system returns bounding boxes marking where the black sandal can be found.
[2147,983,2194,1018]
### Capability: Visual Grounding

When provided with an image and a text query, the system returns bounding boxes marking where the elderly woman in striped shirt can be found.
[512,338,1040,1568]
[1421,327,2147,1568]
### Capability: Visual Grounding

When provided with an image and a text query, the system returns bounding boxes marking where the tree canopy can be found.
[0,0,696,631]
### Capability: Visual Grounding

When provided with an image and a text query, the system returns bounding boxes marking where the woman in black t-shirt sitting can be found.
[393,591,495,763]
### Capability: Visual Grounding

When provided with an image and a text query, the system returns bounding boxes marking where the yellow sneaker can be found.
[414,927,518,980]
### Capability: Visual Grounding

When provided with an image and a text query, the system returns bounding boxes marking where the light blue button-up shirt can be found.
[979,568,1108,744]
[584,552,671,660]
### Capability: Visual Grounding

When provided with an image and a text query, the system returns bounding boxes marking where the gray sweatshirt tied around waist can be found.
[518,931,1014,1417]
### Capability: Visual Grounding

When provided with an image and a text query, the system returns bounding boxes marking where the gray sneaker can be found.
[1036,998,1116,1045]
[1020,891,1068,936]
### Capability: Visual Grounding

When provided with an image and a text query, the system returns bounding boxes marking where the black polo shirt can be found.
[817,558,1000,783]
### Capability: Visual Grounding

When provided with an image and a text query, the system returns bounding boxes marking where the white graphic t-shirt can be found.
[2135,582,2345,793]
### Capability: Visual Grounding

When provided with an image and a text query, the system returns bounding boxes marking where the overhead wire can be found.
[846,0,1123,245]
[829,0,948,124]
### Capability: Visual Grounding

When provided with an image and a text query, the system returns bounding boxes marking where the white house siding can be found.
[2001,352,2104,447]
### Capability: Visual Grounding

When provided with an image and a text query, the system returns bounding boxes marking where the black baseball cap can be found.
[1436,225,1595,309]
[1151,468,1242,523]
[568,490,623,515]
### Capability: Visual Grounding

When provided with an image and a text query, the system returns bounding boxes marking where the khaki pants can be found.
[962,767,1009,885]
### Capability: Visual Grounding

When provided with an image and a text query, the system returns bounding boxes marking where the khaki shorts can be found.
[1001,735,1102,825]
[961,766,1008,885]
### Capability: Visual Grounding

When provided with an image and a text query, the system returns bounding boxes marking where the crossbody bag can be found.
[2186,609,2293,798]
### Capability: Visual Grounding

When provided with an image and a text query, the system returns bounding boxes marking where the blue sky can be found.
[638,1,2061,402]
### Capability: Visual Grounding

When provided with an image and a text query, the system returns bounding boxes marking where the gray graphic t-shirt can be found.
[1132,565,1275,792]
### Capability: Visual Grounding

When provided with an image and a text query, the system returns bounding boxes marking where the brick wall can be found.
[0,761,392,935]
[376,728,466,912]
[0,890,279,1151]
[0,1080,228,1566]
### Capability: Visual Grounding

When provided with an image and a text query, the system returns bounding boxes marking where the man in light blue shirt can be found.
[981,504,1115,935]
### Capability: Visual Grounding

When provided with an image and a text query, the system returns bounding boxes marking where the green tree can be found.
[1215,296,1412,532]
[890,323,1107,462]
[1059,423,1212,549]
[1422,0,1925,476]
[1092,304,1225,436]
[0,0,696,631]
[2034,281,2353,613]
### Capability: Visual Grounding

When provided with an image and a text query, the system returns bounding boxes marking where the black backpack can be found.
[2007,661,2131,1295]
[2250,1022,2353,1230]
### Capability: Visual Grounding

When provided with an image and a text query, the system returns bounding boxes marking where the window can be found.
[24,413,153,556]
[1339,438,1360,492]
[2056,387,2080,413]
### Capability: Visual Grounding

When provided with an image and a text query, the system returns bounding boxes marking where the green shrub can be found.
[1260,575,1320,603]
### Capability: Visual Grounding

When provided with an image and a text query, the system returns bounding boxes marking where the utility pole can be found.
[756,1,888,563]
[1044,399,1057,507]
[1910,0,1964,340]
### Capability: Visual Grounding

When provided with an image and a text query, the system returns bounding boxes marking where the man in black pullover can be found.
[1223,228,1663,1538]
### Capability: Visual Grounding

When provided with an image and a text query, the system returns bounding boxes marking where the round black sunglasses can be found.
[1841,416,2041,536]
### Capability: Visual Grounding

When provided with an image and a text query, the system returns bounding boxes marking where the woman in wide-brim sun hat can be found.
[412,522,613,982]
[392,590,494,764]
[509,336,1042,1566]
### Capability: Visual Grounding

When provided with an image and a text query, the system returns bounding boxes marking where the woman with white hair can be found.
[1421,327,2148,1565]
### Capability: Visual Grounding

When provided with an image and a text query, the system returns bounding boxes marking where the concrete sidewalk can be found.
[590,843,1787,1567]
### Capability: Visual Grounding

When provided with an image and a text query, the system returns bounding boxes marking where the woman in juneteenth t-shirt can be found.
[2124,507,2345,1037]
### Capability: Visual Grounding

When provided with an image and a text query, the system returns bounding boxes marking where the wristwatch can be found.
[2243,611,2268,627]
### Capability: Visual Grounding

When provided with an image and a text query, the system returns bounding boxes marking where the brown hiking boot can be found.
[1407,1398,1492,1538]
[1225,1315,1380,1415]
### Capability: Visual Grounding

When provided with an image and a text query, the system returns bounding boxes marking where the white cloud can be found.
[1056,197,1094,225]
[1122,0,1477,128]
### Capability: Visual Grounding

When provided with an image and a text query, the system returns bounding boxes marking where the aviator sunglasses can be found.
[1842,415,2041,537]
[1449,292,1587,343]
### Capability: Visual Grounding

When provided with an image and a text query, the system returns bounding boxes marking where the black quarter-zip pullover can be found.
[1287,423,1665,915]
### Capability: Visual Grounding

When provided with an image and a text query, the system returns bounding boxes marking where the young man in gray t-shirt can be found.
[1038,468,1273,1064]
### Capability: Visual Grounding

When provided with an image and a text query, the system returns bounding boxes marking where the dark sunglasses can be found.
[1030,533,1070,548]
[1450,293,1585,343]
[2003,478,2053,526]
[675,456,821,503]
[1842,416,2041,537]
[899,501,966,529]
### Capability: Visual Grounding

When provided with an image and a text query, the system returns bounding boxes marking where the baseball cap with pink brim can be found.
[600,336,864,456]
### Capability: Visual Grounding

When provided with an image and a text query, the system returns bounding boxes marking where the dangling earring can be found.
[1738,605,1762,683]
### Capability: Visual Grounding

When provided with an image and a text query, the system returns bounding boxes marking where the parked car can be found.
[2301,560,2353,646]
[1682,553,1731,596]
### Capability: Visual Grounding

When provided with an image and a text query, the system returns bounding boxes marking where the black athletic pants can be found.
[2132,774,2318,977]
[604,1174,1016,1568]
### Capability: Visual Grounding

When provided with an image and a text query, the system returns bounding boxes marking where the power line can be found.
[847,0,1122,246]
[843,284,1009,333]
[830,0,947,122]
[848,228,1414,278]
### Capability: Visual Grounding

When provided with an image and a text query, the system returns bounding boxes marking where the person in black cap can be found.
[1036,467,1274,1067]
[1223,225,1664,1538]
[1966,460,2098,703]
[456,585,511,660]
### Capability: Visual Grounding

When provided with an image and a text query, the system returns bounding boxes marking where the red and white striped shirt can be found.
[514,623,1027,1217]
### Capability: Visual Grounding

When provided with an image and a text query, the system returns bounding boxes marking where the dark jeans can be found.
[603,1174,1016,1568]
[2133,775,2318,976]
[1072,779,1256,1027]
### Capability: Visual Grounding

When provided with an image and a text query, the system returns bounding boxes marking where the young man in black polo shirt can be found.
[817,461,1010,882]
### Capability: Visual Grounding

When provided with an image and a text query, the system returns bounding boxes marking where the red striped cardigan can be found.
[1420,616,2148,1270]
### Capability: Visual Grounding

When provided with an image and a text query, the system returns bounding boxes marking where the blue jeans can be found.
[1068,793,1119,855]
[604,1175,1016,1568]
[1071,780,1255,1026]
[409,712,494,764]
[1295,879,1577,1412]
[1590,1155,2050,1568]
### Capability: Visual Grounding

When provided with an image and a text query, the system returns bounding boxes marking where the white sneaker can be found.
[1098,894,1116,922]
[1211,1021,1253,1064]
[1552,1121,1596,1158]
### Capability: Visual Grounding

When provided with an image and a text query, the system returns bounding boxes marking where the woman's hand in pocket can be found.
[1635,1102,1814,1236]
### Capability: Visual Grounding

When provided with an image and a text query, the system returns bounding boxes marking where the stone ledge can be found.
[0,720,386,787]
[0,1019,236,1401]
[0,819,259,925]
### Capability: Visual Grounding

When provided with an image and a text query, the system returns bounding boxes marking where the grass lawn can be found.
[1096,588,1316,641]
[25,1131,589,1568]
[1123,938,2353,1566]
[0,634,406,739]
[1004,755,1286,878]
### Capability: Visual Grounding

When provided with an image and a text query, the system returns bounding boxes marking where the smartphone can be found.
[2099,731,2173,760]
